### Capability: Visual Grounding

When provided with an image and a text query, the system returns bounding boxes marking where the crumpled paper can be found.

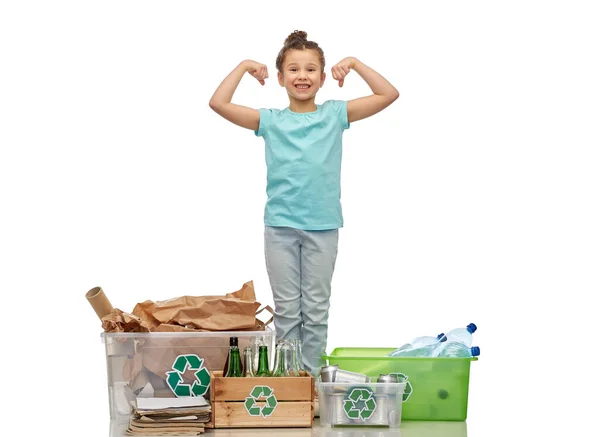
[101,280,267,333]
[101,308,151,333]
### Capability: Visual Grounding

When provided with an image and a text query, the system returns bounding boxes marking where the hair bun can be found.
[284,30,308,45]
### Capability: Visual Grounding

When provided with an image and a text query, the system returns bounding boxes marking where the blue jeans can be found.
[264,226,339,377]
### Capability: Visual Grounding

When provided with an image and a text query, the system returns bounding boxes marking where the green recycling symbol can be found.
[344,387,377,421]
[165,354,210,397]
[390,373,413,401]
[244,385,278,418]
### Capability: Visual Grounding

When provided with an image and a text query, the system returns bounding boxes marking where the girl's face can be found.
[278,49,326,102]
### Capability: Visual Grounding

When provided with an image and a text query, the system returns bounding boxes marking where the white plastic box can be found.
[318,381,406,428]
[102,329,275,419]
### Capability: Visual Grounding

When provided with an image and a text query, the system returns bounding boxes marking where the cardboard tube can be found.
[86,286,114,320]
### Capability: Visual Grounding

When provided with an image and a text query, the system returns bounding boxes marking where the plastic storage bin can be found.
[318,381,406,427]
[323,347,477,421]
[102,329,275,419]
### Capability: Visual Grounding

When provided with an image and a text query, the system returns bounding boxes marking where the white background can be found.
[1,1,599,436]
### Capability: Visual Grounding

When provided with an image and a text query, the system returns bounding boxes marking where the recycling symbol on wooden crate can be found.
[244,385,278,418]
[390,373,413,401]
[165,354,210,397]
[343,387,377,420]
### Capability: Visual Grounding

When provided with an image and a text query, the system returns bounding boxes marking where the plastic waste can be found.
[435,341,480,358]
[445,323,477,347]
[389,333,447,357]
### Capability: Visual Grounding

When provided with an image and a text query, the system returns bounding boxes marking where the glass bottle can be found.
[252,336,265,372]
[225,346,242,377]
[292,339,305,374]
[273,340,298,377]
[222,336,239,375]
[243,346,255,377]
[255,345,271,377]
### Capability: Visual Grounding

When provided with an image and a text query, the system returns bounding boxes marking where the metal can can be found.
[368,394,389,425]
[335,368,371,384]
[320,365,338,382]
[330,393,353,425]
[377,373,398,383]
[385,392,403,427]
[377,373,399,395]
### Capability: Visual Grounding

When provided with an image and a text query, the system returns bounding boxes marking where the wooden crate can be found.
[210,371,314,428]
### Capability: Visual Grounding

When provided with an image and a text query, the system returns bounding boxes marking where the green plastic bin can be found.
[323,347,477,421]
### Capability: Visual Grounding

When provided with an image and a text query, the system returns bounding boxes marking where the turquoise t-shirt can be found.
[255,100,350,230]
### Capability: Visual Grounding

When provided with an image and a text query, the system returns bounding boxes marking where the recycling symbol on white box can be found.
[165,354,210,397]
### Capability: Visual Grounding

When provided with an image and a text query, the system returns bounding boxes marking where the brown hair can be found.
[276,30,325,73]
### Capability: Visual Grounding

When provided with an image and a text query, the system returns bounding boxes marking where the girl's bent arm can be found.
[333,57,399,123]
[209,60,268,131]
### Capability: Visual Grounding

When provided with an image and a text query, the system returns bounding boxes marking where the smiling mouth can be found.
[295,84,310,89]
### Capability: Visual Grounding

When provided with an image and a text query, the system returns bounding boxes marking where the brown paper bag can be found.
[132,281,260,331]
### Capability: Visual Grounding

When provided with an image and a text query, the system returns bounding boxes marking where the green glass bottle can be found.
[222,336,239,375]
[225,346,242,377]
[255,345,271,377]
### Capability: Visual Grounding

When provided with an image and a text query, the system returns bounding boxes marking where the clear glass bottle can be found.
[292,339,305,373]
[243,346,255,377]
[252,336,265,372]
[272,340,298,377]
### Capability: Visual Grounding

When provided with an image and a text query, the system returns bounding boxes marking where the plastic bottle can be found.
[435,341,480,358]
[445,323,477,347]
[388,333,447,357]
[389,342,440,357]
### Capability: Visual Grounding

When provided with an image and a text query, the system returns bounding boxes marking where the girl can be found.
[209,30,399,376]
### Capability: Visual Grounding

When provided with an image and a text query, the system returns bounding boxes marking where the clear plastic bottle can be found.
[388,333,446,357]
[389,342,440,357]
[445,323,477,347]
[435,341,480,358]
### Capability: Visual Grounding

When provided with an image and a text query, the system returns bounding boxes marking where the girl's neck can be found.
[288,98,317,114]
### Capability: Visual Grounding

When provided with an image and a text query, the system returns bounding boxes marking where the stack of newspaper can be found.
[126,396,211,436]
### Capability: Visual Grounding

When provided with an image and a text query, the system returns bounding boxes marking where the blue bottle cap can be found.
[467,323,477,333]
[471,346,480,356]
[437,333,447,342]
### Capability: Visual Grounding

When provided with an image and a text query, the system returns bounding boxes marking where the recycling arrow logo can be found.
[344,387,377,421]
[244,385,278,418]
[165,354,210,397]
[390,373,413,401]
